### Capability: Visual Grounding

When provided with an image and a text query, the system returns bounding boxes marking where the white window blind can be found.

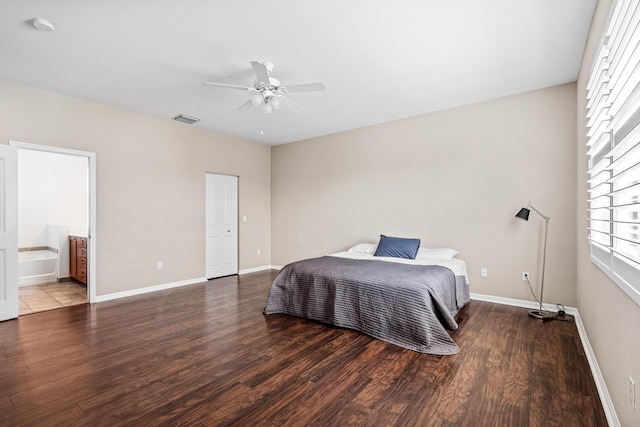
[587,0,640,305]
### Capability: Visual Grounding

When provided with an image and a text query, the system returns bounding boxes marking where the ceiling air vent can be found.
[171,114,200,125]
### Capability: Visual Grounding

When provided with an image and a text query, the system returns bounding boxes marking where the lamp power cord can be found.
[523,275,574,322]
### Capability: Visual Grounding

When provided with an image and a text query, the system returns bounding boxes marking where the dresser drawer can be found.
[79,248,88,258]
[77,268,87,284]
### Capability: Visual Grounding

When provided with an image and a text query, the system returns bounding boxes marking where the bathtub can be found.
[18,250,58,287]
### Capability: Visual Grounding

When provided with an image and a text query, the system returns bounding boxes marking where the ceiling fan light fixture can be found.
[251,94,263,106]
[204,60,326,114]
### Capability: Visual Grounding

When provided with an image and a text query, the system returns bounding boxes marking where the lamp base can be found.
[528,310,551,319]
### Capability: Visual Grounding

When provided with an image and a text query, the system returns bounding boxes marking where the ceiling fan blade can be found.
[280,96,307,112]
[284,82,326,93]
[250,61,270,85]
[203,82,255,91]
[238,99,254,111]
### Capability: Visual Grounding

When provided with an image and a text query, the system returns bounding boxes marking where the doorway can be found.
[10,141,97,313]
[205,173,238,279]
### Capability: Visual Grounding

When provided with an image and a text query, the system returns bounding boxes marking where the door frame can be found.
[10,141,97,304]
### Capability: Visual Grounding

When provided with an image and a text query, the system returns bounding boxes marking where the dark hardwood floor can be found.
[0,270,607,426]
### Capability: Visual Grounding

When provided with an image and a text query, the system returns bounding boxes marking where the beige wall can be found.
[577,0,640,425]
[272,84,577,305]
[0,80,271,297]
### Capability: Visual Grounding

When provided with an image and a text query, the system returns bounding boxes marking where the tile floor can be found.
[19,281,87,315]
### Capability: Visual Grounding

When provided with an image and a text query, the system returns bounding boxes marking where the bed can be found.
[264,238,470,355]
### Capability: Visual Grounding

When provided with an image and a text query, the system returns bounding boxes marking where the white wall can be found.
[18,149,88,248]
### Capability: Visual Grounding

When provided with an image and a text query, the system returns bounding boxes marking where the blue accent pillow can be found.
[373,235,421,259]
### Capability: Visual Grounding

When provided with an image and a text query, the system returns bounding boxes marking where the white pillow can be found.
[347,243,377,254]
[416,248,459,260]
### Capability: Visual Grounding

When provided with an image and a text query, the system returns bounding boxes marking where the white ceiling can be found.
[1,0,596,146]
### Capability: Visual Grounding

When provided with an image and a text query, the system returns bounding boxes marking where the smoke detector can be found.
[31,18,55,32]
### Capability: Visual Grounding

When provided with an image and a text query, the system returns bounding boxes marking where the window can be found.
[587,0,640,305]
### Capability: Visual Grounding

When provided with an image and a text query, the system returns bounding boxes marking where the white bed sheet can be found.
[327,251,469,284]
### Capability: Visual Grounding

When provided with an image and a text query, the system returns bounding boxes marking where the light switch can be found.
[242,215,247,222]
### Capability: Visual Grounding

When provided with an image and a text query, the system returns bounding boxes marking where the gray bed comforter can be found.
[264,256,465,355]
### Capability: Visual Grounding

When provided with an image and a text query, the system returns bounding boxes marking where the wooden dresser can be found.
[69,236,88,284]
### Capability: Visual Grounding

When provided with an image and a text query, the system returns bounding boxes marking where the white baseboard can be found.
[95,277,207,303]
[239,265,279,275]
[470,293,543,310]
[572,310,620,427]
[470,293,619,427]
[95,265,282,302]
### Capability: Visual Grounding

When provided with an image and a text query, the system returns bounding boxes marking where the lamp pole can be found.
[529,205,550,319]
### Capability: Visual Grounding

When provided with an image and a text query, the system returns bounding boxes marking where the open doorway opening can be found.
[10,141,96,314]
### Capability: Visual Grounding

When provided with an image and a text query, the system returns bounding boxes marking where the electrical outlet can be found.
[522,272,529,281]
[257,249,261,256]
[481,268,488,278]
[157,261,163,270]
[630,377,636,409]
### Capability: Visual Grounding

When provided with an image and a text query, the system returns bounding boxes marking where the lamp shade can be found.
[515,207,530,221]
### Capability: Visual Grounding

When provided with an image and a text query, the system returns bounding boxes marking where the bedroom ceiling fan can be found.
[204,61,326,113]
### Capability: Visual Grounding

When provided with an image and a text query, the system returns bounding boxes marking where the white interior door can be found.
[205,173,238,279]
[0,145,18,321]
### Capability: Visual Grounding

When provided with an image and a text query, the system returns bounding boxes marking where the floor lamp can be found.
[515,204,550,319]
